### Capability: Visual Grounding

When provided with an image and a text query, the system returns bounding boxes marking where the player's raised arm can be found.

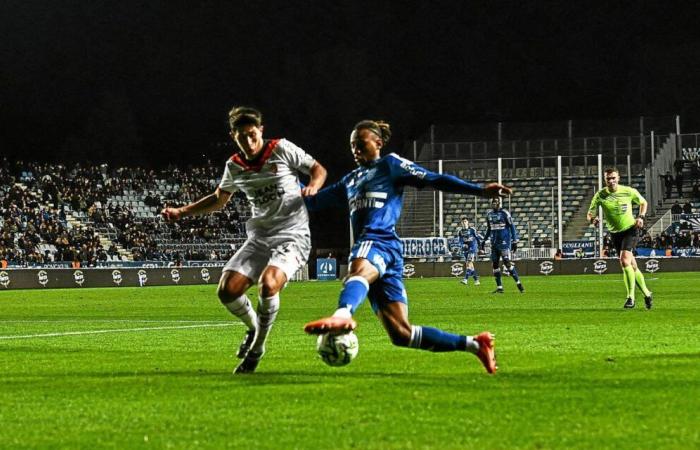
[161,187,231,221]
[387,154,512,198]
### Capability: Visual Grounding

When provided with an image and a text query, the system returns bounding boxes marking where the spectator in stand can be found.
[671,201,683,215]
[693,182,700,200]
[683,200,693,215]
[661,171,674,199]
[676,170,684,198]
[554,248,563,260]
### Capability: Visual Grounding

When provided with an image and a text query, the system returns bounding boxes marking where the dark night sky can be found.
[2,1,700,179]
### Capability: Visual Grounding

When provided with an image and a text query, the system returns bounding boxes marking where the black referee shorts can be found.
[610,226,640,254]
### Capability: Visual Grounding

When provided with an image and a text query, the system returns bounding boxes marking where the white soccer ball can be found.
[316,331,359,367]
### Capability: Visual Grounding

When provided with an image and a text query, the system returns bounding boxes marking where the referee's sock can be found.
[623,265,636,300]
[634,268,652,297]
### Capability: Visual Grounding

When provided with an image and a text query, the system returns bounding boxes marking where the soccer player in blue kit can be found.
[483,197,525,294]
[303,120,512,374]
[458,217,481,286]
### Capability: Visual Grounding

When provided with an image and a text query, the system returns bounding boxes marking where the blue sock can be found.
[464,268,473,279]
[408,325,467,352]
[473,271,479,281]
[493,269,502,287]
[338,276,369,314]
[509,265,521,283]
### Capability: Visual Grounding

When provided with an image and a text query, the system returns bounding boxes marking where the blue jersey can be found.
[458,226,481,253]
[305,153,484,245]
[483,208,518,250]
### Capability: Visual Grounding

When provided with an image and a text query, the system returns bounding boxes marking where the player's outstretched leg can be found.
[304,276,366,334]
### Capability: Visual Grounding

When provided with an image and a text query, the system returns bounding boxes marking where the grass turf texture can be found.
[0,273,698,449]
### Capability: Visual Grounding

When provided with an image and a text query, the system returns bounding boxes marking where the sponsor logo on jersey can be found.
[73,270,85,286]
[137,269,148,286]
[38,270,49,287]
[645,259,659,273]
[201,268,211,283]
[450,263,464,276]
[0,271,9,288]
[403,263,416,278]
[540,261,554,275]
[593,260,608,274]
[171,269,181,284]
[112,270,123,285]
[349,191,387,213]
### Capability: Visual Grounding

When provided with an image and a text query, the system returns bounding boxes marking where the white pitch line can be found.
[0,319,231,324]
[0,323,239,340]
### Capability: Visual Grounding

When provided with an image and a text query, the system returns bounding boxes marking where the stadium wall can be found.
[1,258,698,290]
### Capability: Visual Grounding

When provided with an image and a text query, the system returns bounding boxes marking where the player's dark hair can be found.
[604,168,619,175]
[229,106,262,129]
[354,120,391,144]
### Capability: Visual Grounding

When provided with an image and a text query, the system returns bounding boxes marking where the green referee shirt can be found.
[587,185,646,233]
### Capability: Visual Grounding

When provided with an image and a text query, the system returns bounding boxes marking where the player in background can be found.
[587,168,653,309]
[483,197,524,294]
[303,120,512,374]
[161,106,327,373]
[457,216,481,285]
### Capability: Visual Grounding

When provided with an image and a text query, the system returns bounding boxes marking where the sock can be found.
[634,268,652,297]
[493,269,502,288]
[251,294,280,353]
[408,325,472,352]
[509,264,521,283]
[224,294,258,331]
[464,268,473,280]
[473,271,479,281]
[337,276,369,315]
[622,265,635,300]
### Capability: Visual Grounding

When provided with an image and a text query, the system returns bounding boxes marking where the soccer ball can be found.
[316,331,359,367]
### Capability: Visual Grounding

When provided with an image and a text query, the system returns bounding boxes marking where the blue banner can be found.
[316,258,337,281]
[401,238,449,258]
[562,240,595,257]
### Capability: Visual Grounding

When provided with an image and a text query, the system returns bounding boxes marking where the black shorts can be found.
[610,226,639,254]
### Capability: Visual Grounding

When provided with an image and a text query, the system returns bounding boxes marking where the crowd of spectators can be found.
[1,158,245,266]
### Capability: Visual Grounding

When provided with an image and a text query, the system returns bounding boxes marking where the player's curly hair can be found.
[354,120,391,144]
[229,106,262,129]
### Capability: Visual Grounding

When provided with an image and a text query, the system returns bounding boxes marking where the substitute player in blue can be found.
[458,217,481,286]
[303,120,512,374]
[483,197,524,294]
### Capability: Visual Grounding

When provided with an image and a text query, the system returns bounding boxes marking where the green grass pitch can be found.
[1,273,698,449]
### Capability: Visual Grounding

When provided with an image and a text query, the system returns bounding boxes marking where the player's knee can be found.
[217,284,238,304]
[259,274,283,298]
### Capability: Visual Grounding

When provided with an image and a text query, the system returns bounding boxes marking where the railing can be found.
[648,210,673,236]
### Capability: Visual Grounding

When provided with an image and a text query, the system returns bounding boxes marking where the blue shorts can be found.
[349,239,408,313]
[463,250,477,262]
[490,246,512,264]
